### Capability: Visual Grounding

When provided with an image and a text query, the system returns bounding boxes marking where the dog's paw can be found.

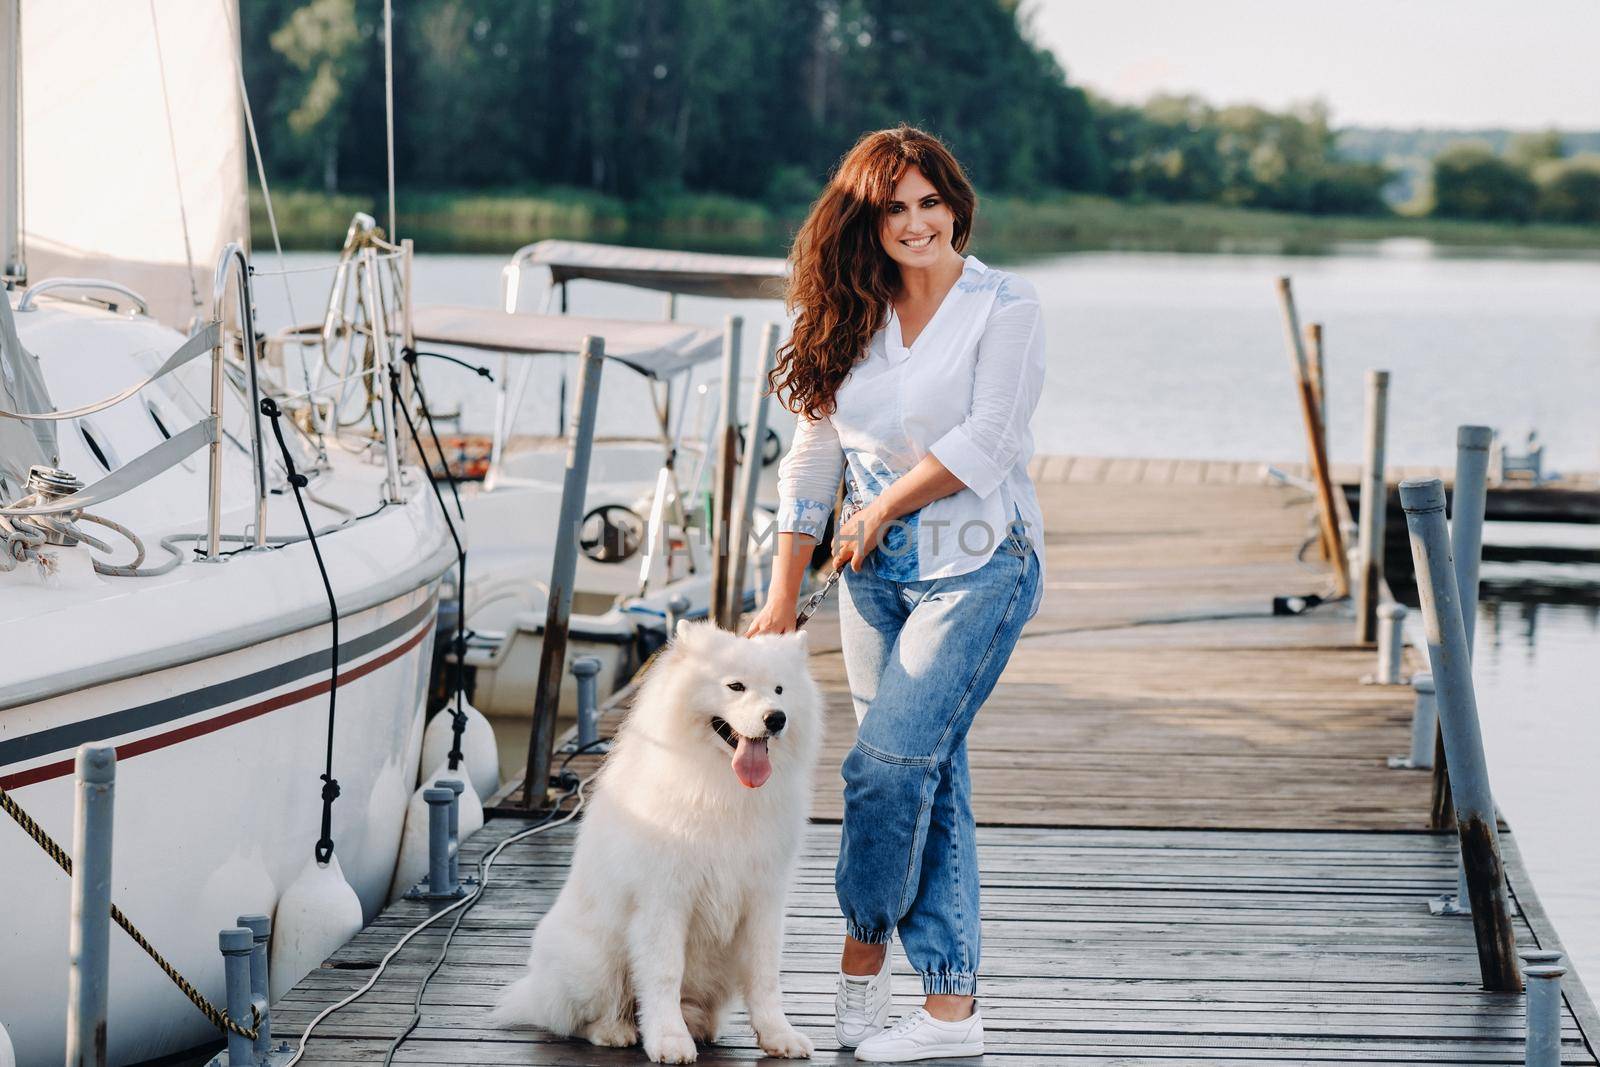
[585,1018,638,1048]
[643,1027,698,1063]
[758,1024,814,1059]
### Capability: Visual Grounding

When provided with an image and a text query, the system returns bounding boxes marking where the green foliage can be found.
[1430,143,1538,222]
[1534,155,1600,224]
[242,0,1105,205]
[1090,95,1392,216]
[238,0,1599,243]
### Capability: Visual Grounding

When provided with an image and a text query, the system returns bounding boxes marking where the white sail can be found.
[18,0,248,329]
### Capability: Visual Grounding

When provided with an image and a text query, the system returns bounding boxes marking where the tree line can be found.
[241,0,1593,229]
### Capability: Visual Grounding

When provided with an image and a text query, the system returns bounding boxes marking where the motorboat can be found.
[0,5,451,1062]
[275,235,795,721]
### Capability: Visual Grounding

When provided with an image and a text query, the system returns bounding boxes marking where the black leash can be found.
[260,397,342,864]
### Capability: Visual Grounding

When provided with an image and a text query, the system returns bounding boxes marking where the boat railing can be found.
[0,237,414,569]
[16,278,151,317]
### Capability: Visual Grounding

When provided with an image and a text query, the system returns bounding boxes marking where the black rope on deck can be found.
[261,397,343,865]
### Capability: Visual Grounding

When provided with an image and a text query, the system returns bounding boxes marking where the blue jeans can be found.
[834,525,1041,996]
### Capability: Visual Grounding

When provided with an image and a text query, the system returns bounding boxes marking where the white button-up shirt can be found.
[775,254,1046,583]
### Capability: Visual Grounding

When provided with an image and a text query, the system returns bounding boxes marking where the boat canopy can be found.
[517,240,788,300]
[410,306,724,381]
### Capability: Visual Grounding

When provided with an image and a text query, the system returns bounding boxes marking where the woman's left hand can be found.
[832,502,893,572]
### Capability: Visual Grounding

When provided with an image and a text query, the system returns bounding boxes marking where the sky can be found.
[1027,1,1600,131]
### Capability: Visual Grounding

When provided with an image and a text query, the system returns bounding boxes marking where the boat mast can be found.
[1,0,22,286]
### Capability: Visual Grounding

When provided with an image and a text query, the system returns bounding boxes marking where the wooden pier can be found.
[275,455,1599,1065]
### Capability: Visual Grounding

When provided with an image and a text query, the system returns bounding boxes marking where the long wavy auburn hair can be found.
[770,125,977,419]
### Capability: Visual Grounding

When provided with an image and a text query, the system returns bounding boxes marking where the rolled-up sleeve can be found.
[929,278,1045,499]
[775,412,844,540]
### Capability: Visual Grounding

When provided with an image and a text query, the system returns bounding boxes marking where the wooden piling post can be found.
[521,337,606,809]
[710,316,743,630]
[1356,370,1390,643]
[1275,278,1349,597]
[1305,323,1332,561]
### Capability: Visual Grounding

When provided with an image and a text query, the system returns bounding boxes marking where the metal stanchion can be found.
[237,914,272,1063]
[1520,949,1566,1067]
[65,744,115,1067]
[727,321,779,627]
[218,928,255,1067]
[1400,478,1520,991]
[1389,674,1437,770]
[1363,603,1407,684]
[572,656,604,751]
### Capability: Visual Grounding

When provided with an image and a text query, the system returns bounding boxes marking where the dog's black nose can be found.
[764,711,786,735]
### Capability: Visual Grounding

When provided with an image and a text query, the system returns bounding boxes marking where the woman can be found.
[745,125,1046,1062]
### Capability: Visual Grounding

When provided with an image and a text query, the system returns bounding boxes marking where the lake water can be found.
[256,243,1600,988]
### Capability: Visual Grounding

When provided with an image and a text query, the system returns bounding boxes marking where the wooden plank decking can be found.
[274,456,1599,1065]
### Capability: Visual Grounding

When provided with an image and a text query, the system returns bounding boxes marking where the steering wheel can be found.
[579,504,647,564]
[735,425,784,468]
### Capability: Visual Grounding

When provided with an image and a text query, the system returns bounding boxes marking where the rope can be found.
[146,0,202,316]
[260,397,343,864]
[387,363,468,767]
[380,776,582,1065]
[284,774,591,1066]
[0,786,259,1040]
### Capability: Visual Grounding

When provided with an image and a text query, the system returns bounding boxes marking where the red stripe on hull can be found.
[0,618,434,791]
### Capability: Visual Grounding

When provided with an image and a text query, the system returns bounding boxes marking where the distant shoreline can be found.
[252,187,1600,260]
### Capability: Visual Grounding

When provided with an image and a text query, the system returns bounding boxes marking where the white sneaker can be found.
[854,1005,984,1062]
[834,945,893,1048]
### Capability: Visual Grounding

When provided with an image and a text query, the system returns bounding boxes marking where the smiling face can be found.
[878,165,960,273]
[639,622,822,791]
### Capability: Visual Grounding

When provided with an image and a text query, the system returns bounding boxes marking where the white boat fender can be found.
[419,700,499,801]
[0,1017,15,1067]
[389,761,484,903]
[269,852,364,1002]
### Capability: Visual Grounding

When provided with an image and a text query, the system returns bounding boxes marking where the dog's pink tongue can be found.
[733,736,771,789]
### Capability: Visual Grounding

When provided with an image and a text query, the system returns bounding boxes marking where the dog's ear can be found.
[672,618,719,652]
[787,628,809,655]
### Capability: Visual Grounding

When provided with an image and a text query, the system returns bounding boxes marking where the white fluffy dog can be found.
[490,621,822,1063]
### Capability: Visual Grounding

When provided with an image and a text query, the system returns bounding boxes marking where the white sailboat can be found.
[0,4,452,1063]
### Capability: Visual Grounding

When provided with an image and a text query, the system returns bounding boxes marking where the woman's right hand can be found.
[743,598,797,637]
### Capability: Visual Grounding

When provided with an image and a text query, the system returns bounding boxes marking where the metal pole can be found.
[1357,370,1389,643]
[1389,673,1437,770]
[213,244,268,550]
[572,656,602,748]
[521,337,606,809]
[1522,958,1566,1067]
[362,249,404,504]
[1275,278,1349,597]
[1,0,24,284]
[710,316,743,629]
[206,323,225,560]
[237,914,272,1063]
[1453,425,1493,656]
[1399,477,1520,991]
[65,745,115,1067]
[666,594,691,639]
[727,322,779,627]
[424,787,455,897]
[442,778,464,886]
[218,928,254,1067]
[1368,603,1406,685]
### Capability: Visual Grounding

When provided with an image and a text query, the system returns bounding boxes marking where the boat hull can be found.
[0,584,440,1066]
